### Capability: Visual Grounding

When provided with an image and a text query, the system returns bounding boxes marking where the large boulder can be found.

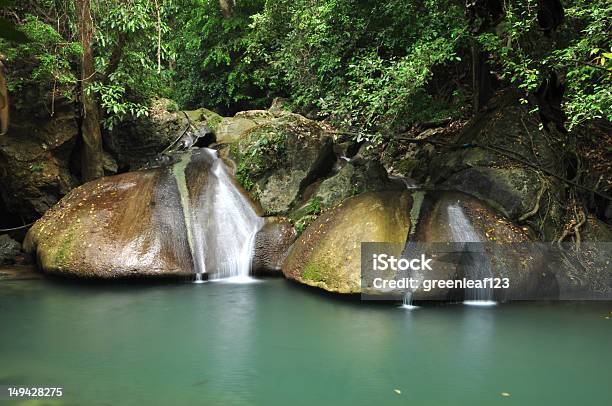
[24,148,267,278]
[310,158,403,208]
[231,112,335,215]
[215,117,258,144]
[23,147,292,279]
[252,217,297,274]
[283,189,609,300]
[282,191,412,293]
[24,168,194,278]
[405,191,550,301]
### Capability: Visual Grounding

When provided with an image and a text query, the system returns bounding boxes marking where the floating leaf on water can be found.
[393,389,401,395]
[501,392,511,397]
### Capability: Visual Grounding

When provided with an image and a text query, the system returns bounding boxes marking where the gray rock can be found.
[425,90,566,239]
[105,99,220,170]
[0,234,21,265]
[442,167,541,219]
[313,159,403,208]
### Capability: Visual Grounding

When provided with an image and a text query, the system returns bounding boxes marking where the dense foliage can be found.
[171,0,265,113]
[478,0,612,130]
[90,0,176,128]
[0,10,81,113]
[168,0,612,138]
[0,0,172,127]
[1,0,610,134]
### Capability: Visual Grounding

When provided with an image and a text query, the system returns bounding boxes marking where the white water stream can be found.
[447,204,495,304]
[174,148,264,282]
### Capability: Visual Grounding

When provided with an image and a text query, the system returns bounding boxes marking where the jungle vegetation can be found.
[0,0,610,167]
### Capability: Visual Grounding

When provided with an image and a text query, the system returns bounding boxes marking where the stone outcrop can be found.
[0,99,79,220]
[308,158,403,208]
[215,117,258,144]
[283,189,610,300]
[426,91,566,239]
[231,112,335,214]
[24,167,194,278]
[23,148,289,279]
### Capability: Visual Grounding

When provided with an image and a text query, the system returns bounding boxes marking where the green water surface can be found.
[0,278,610,406]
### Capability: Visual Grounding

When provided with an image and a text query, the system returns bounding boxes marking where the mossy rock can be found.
[282,191,412,293]
[215,117,258,144]
[0,234,21,265]
[105,100,219,170]
[231,112,334,215]
[187,108,223,132]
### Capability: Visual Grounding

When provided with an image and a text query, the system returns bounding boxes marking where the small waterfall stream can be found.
[400,190,426,310]
[173,148,264,282]
[447,204,495,305]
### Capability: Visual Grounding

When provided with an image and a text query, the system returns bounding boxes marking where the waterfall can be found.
[447,204,495,305]
[173,148,264,282]
[201,148,264,281]
[400,291,418,310]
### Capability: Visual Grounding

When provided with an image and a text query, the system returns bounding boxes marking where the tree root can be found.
[557,203,587,250]
[519,179,547,222]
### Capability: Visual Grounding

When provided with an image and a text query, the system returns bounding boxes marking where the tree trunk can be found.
[471,39,492,114]
[0,60,9,136]
[154,0,161,73]
[77,0,104,181]
[219,0,234,18]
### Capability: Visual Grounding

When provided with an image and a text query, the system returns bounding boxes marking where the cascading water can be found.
[173,148,264,282]
[200,148,264,281]
[446,203,495,305]
[400,190,425,310]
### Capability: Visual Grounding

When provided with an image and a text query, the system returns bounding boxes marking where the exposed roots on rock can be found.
[557,199,587,249]
[519,177,547,222]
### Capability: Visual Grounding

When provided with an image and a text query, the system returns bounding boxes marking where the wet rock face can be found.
[442,167,541,220]
[23,148,287,279]
[282,190,599,300]
[282,191,412,293]
[252,217,297,274]
[407,191,551,301]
